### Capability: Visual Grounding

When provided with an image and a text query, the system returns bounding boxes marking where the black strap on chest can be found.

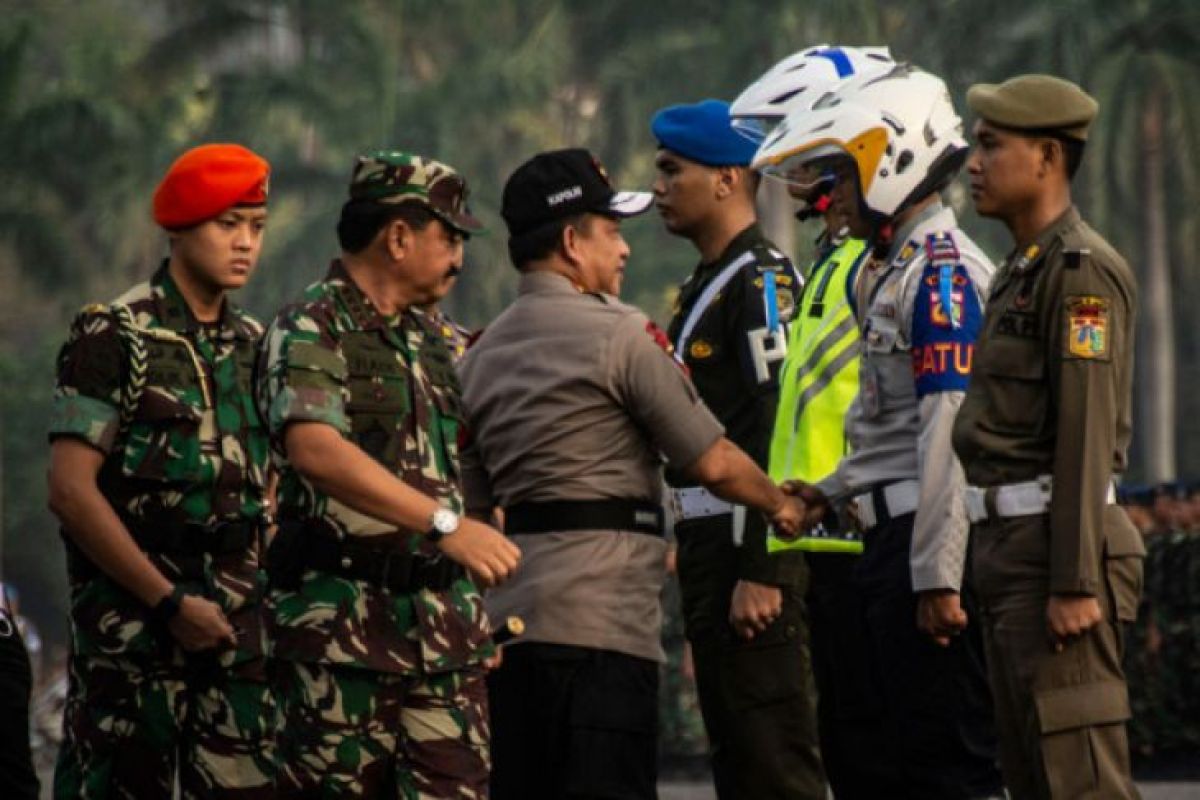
[504,499,665,537]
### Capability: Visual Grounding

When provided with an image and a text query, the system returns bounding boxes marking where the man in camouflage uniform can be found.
[47,143,275,798]
[257,151,520,798]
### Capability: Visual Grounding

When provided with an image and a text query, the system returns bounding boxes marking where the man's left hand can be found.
[916,589,968,646]
[730,580,783,640]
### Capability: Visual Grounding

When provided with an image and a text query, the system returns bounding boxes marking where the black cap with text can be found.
[501,148,652,238]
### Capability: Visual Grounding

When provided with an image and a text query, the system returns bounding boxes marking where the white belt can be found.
[669,487,747,546]
[671,487,733,520]
[850,479,920,531]
[965,475,1116,524]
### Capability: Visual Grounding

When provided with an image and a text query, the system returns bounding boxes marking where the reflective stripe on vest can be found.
[768,238,869,552]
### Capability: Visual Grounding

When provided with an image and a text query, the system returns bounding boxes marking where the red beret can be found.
[152,143,270,229]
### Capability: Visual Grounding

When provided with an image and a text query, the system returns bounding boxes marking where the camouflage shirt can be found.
[258,259,490,676]
[49,262,270,663]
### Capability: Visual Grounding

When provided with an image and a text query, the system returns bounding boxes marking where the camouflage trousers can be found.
[273,660,489,799]
[53,653,276,799]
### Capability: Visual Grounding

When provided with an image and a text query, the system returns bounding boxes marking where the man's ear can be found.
[1038,138,1063,178]
[559,221,582,266]
[714,166,738,200]
[385,218,413,261]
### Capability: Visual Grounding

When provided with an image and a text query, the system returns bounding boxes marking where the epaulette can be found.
[1064,248,1091,270]
[79,303,109,316]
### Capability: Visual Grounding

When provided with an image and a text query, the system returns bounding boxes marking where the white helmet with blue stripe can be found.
[730,45,896,144]
[752,64,967,221]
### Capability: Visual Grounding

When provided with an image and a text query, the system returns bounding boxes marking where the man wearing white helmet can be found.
[755,64,1004,798]
[735,45,897,798]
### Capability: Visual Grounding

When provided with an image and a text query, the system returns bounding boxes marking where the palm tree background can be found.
[1,0,1197,638]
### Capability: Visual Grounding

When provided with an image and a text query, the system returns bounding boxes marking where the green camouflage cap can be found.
[349,150,485,234]
[967,74,1098,141]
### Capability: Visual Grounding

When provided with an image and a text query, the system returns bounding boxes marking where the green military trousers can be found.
[54,653,276,799]
[272,660,490,799]
[972,509,1143,799]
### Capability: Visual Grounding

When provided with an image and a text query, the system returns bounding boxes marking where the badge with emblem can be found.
[775,289,796,322]
[689,339,713,359]
[1066,295,1109,359]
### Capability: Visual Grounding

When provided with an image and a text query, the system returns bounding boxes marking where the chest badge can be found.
[689,340,714,360]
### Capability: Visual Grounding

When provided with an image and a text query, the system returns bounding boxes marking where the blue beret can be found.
[651,99,759,167]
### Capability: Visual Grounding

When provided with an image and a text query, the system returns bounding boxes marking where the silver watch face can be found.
[431,508,460,535]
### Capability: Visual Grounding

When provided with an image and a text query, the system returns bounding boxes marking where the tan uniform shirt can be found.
[952,206,1143,595]
[459,270,724,661]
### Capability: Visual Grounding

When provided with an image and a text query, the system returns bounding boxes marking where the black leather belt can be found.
[276,519,463,592]
[505,499,664,537]
[126,518,259,556]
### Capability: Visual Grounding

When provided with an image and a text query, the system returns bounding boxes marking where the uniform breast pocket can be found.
[346,373,411,465]
[979,337,1048,435]
[121,386,204,483]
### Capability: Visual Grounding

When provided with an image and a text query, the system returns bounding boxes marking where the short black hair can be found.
[508,213,596,270]
[337,200,438,253]
[1059,136,1085,180]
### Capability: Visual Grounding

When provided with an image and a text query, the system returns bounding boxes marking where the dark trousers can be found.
[807,551,892,800]
[0,610,39,800]
[851,513,1003,799]
[488,642,658,800]
[676,517,825,800]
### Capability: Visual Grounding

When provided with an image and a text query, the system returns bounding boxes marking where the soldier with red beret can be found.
[47,143,277,797]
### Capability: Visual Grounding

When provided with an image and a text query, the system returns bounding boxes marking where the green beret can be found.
[966,74,1098,141]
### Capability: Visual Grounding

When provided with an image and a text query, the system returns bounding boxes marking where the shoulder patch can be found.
[1065,295,1110,360]
[910,261,983,397]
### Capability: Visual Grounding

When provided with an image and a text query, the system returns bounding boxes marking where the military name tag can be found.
[1066,295,1110,359]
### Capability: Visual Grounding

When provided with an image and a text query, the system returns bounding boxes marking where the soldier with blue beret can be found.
[652,99,822,799]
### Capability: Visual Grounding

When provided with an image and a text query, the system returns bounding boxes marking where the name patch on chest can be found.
[996,311,1038,339]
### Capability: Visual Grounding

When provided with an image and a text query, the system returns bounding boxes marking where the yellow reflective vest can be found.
[768,237,869,552]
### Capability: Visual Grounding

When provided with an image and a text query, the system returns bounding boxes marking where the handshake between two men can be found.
[773,480,970,649]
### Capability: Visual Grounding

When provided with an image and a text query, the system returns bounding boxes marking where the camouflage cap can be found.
[349,150,485,234]
[967,74,1098,141]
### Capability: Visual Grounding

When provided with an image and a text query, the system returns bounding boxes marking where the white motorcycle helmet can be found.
[752,64,968,221]
[730,45,896,143]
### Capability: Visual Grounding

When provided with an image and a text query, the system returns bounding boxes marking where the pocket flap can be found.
[136,386,203,423]
[287,340,347,382]
[1103,506,1145,557]
[981,336,1045,380]
[1035,680,1129,734]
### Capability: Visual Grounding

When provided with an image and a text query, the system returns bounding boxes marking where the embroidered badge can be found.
[645,321,675,355]
[689,339,714,359]
[1066,295,1110,359]
[911,262,983,397]
[753,274,795,288]
[924,271,969,328]
[775,289,796,321]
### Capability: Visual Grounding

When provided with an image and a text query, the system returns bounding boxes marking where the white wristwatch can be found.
[426,508,461,543]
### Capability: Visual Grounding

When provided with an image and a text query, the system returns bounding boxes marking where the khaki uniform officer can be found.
[460,148,808,800]
[953,75,1143,799]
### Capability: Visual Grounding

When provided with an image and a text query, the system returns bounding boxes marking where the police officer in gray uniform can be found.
[459,148,808,800]
[754,66,1004,798]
